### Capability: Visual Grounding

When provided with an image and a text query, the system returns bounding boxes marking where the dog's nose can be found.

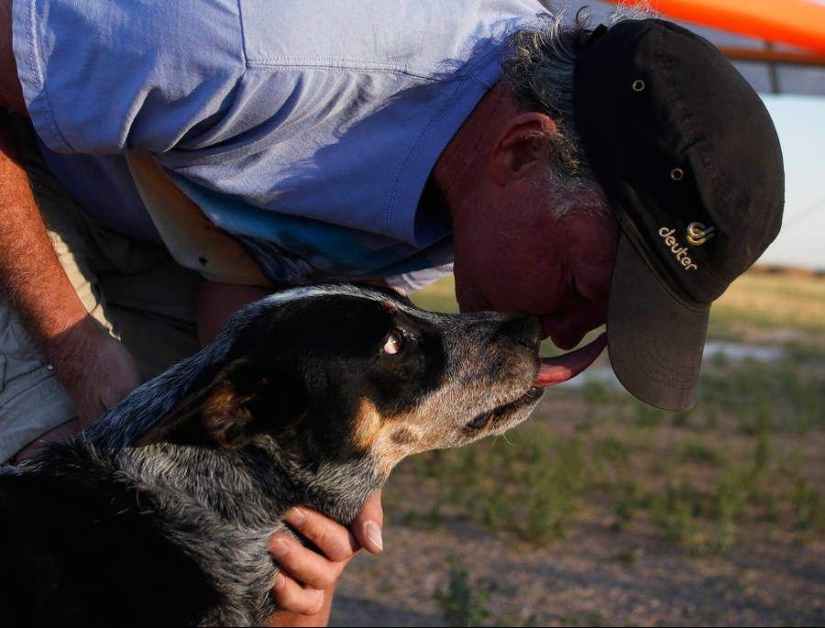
[498,315,541,350]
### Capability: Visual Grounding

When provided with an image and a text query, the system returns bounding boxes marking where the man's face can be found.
[452,180,619,351]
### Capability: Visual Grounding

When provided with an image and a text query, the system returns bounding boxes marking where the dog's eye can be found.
[382,329,406,355]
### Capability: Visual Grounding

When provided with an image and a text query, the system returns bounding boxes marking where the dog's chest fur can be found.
[2,434,383,626]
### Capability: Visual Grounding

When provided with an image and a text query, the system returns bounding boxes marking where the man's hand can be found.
[45,316,142,428]
[12,318,142,461]
[266,491,384,627]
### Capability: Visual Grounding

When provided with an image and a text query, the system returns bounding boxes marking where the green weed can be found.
[435,556,496,627]
[434,555,538,627]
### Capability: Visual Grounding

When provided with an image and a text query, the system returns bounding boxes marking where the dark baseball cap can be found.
[572,19,785,411]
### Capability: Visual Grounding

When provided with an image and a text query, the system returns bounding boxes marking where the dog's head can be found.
[126,283,603,482]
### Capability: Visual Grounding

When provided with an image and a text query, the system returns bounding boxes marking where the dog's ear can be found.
[136,357,308,449]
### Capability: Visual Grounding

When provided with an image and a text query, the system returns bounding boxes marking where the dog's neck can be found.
[108,438,383,529]
[74,320,387,528]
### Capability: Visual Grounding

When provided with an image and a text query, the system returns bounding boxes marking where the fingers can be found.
[270,530,348,592]
[269,558,327,617]
[284,506,360,563]
[267,495,385,616]
[268,507,357,615]
[351,489,384,554]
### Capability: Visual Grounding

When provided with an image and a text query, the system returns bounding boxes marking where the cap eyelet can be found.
[670,167,685,181]
[632,79,646,92]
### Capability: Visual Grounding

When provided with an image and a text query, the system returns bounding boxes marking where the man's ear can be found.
[136,357,307,449]
[488,112,557,185]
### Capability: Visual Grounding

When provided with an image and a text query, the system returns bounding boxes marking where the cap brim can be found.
[607,235,710,412]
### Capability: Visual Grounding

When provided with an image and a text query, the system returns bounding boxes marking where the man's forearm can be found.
[0,0,83,350]
[0,117,95,363]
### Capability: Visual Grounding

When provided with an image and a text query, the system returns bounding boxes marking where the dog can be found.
[0,282,604,626]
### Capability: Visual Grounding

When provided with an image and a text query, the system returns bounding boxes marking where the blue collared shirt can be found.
[14,0,547,283]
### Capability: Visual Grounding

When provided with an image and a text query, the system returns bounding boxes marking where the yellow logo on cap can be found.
[658,227,699,271]
[686,222,716,246]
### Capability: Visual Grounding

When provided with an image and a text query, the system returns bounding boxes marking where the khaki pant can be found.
[0,116,202,463]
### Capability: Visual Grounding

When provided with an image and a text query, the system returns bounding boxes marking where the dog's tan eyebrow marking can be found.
[351,399,383,452]
[351,400,428,478]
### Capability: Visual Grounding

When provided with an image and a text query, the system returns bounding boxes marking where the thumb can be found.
[353,489,384,554]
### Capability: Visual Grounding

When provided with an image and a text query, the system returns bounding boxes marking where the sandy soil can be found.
[328,391,825,627]
[330,502,825,627]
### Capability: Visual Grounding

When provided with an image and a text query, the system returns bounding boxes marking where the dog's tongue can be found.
[534,332,607,387]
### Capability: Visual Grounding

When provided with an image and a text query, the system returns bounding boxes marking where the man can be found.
[0,0,783,625]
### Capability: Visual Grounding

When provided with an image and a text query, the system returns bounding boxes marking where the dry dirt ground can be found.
[328,397,825,627]
[330,493,825,627]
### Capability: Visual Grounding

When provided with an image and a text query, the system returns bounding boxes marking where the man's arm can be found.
[0,0,141,426]
[0,116,143,425]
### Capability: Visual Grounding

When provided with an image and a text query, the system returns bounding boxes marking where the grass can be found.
[710,268,825,335]
[386,266,825,560]
[435,554,539,627]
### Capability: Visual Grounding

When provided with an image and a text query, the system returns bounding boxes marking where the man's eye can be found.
[382,329,406,355]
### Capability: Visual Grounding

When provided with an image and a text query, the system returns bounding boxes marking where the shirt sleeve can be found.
[384,264,455,295]
[12,0,246,154]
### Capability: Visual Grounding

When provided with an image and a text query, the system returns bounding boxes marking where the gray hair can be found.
[500,2,653,216]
